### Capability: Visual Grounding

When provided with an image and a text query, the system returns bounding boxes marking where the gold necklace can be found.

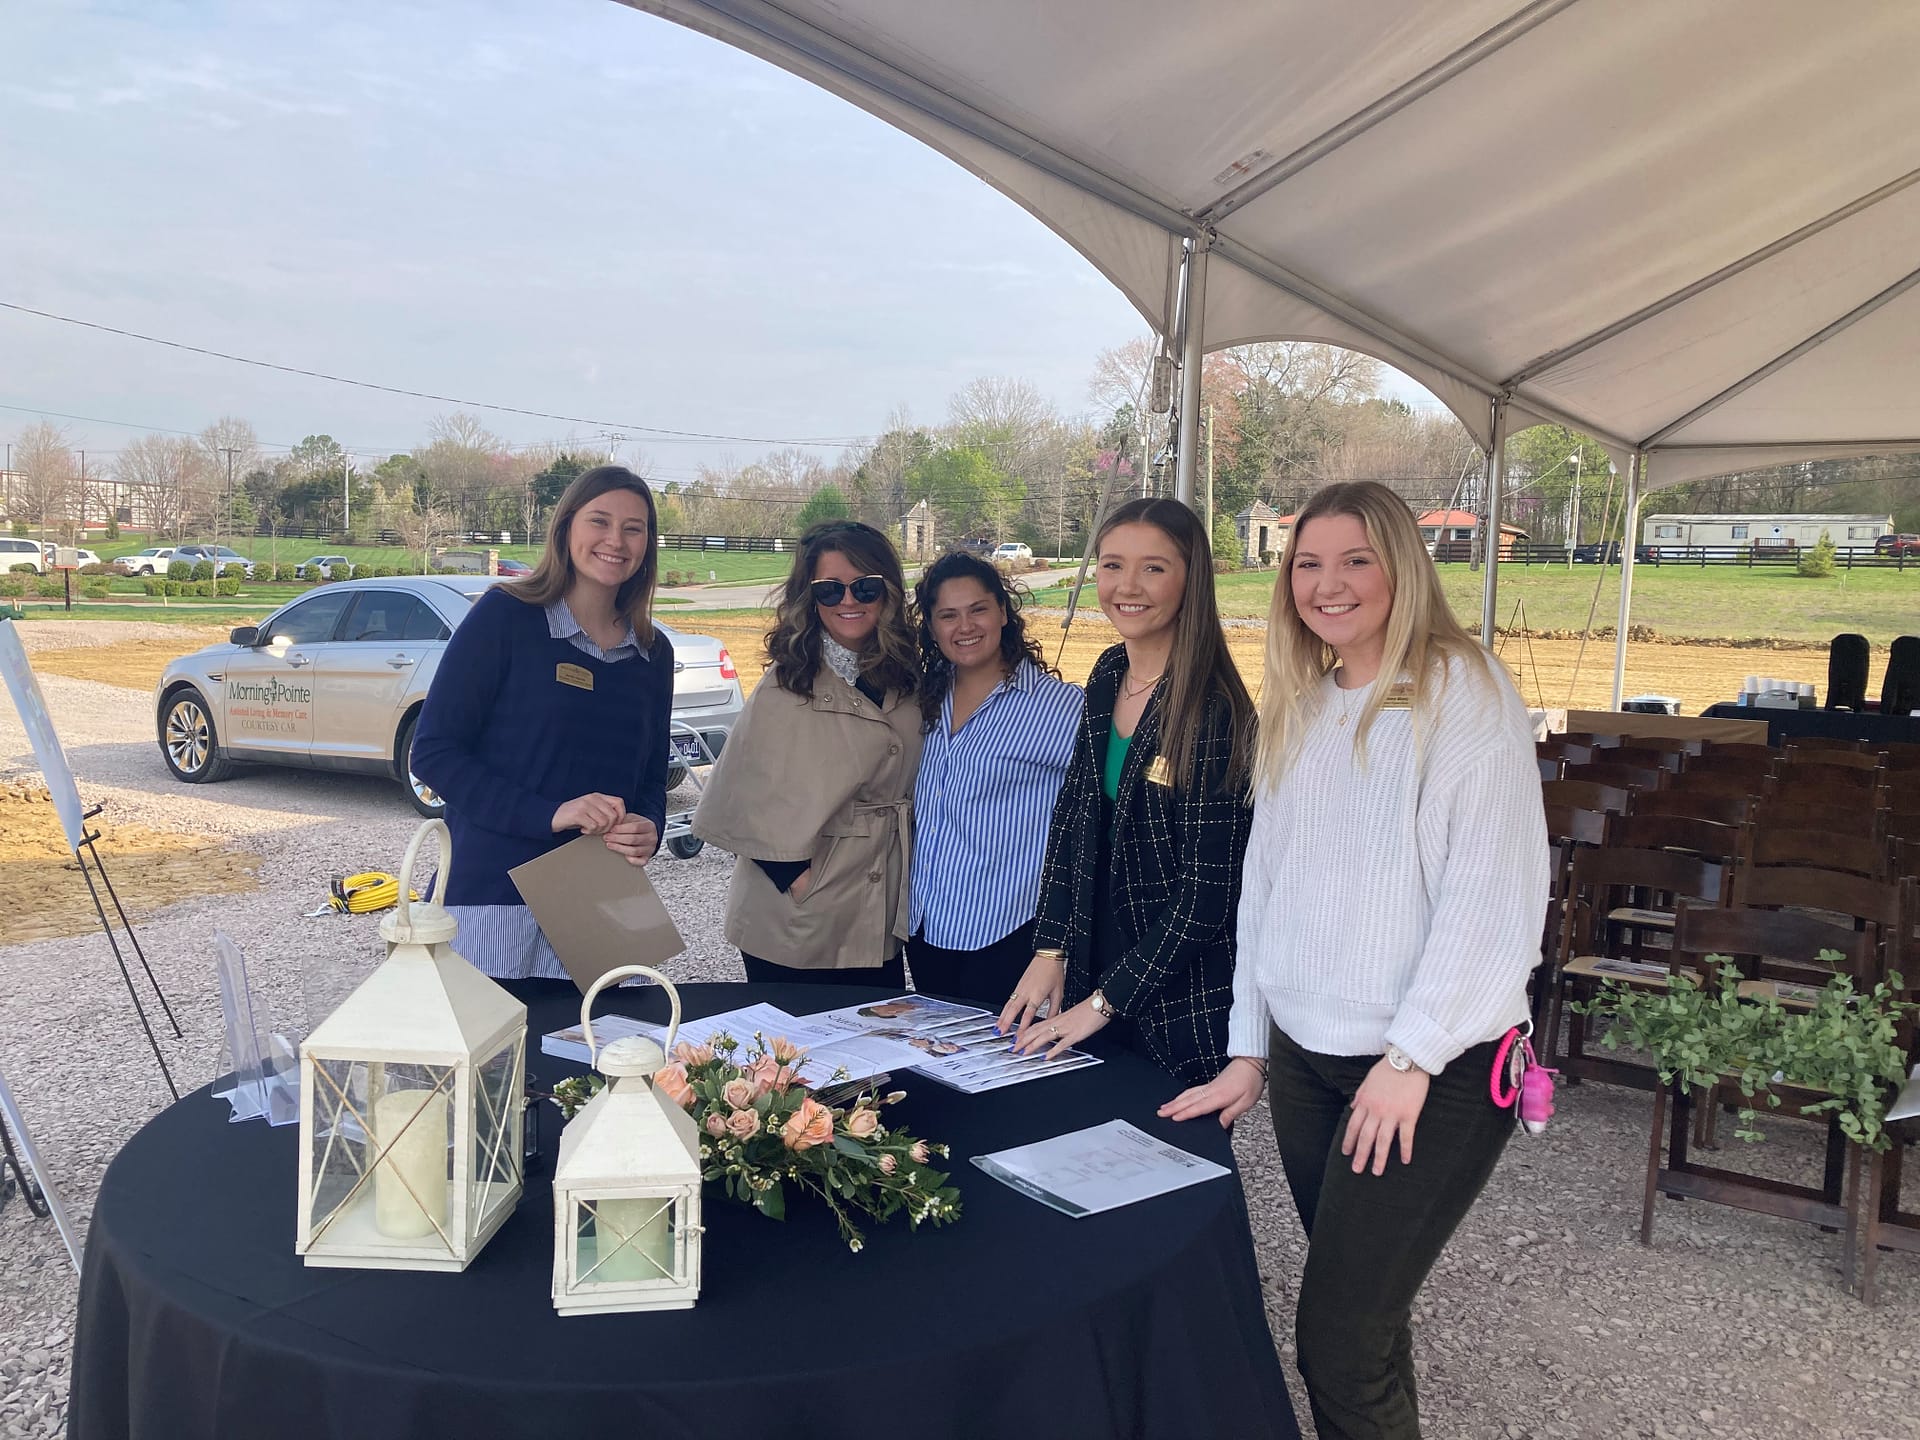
[1122,669,1165,699]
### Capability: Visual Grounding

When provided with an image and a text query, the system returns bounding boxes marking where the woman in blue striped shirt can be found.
[907,551,1083,1006]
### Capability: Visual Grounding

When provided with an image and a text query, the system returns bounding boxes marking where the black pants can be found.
[739,950,906,990]
[1267,1026,1513,1440]
[905,920,1035,1008]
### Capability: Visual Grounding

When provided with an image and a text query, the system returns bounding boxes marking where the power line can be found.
[0,300,877,449]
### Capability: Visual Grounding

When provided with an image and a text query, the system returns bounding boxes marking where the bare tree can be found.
[115,435,205,539]
[11,422,79,528]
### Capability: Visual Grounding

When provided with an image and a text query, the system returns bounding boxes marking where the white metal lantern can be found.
[552,965,704,1315]
[296,820,526,1271]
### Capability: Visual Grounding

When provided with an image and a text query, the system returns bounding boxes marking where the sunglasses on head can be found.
[811,575,887,606]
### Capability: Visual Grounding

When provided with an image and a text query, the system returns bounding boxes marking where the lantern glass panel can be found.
[573,1194,681,1286]
[469,1035,524,1235]
[308,1057,456,1252]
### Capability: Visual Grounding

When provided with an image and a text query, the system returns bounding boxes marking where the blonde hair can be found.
[1253,481,1491,789]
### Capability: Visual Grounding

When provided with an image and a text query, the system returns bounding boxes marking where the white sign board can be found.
[0,1065,81,1272]
[0,621,87,850]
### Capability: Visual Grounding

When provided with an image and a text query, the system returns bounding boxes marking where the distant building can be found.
[1640,512,1890,551]
[1234,501,1283,565]
[1416,509,1528,558]
[899,499,936,560]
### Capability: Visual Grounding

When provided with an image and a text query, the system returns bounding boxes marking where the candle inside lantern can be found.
[591,1197,673,1281]
[373,1089,450,1239]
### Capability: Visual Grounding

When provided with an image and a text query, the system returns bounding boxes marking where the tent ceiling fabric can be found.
[622,0,1920,488]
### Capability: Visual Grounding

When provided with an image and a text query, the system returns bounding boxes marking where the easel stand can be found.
[0,1064,82,1271]
[74,802,182,1102]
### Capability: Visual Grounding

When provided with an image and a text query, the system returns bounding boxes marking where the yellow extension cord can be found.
[327,872,418,914]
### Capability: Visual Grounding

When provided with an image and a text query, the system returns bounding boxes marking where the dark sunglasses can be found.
[810,575,887,606]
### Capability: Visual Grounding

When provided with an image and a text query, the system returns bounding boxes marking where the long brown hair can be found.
[1097,497,1254,795]
[765,520,918,698]
[509,465,660,645]
[913,549,1055,728]
[1256,480,1491,788]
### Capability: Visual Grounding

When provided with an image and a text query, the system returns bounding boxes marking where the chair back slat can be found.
[1776,760,1888,792]
[1629,789,1755,827]
[1671,899,1878,986]
[1783,744,1882,771]
[1564,760,1668,792]
[1754,797,1884,838]
[1542,778,1632,814]
[1739,822,1888,881]
[1609,813,1742,864]
[1702,741,1779,764]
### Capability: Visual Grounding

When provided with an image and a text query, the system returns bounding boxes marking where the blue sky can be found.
[2,1,1428,481]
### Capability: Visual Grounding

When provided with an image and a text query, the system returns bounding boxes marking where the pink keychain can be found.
[1490,1024,1557,1135]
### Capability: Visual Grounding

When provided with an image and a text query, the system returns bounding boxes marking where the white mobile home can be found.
[1640,513,1891,551]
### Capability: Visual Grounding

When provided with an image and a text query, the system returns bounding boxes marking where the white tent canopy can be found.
[621,0,1920,701]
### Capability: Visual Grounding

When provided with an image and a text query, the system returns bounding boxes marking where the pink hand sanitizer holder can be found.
[1491,1025,1557,1135]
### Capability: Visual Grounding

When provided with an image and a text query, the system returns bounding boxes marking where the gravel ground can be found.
[2,629,1918,1438]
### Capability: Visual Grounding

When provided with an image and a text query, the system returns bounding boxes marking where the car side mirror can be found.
[229,626,260,646]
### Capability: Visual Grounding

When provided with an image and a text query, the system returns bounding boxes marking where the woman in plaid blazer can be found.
[999,498,1256,1087]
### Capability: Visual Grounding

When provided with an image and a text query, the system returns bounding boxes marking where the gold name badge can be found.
[556,662,595,691]
[1145,755,1174,787]
[1380,684,1415,711]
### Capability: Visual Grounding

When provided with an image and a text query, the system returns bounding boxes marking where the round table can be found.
[69,983,1297,1440]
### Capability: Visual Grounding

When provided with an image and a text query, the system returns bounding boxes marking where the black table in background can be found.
[69,983,1297,1440]
[1700,703,1920,748]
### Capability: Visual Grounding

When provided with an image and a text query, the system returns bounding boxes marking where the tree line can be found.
[7,340,1917,551]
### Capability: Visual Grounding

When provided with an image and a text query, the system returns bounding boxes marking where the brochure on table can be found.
[542,993,1103,1094]
[811,994,1104,1093]
[542,1002,925,1089]
[971,1119,1229,1218]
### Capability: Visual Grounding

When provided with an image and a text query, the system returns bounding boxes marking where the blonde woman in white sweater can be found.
[1161,481,1547,1440]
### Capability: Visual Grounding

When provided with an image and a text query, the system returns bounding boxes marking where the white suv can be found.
[992,541,1034,565]
[0,538,46,573]
[119,547,179,575]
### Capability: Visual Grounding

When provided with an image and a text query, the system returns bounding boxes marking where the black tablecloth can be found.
[1701,703,1920,748]
[70,983,1296,1440]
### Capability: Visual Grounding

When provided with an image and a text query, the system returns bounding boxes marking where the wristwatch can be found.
[1384,1044,1421,1074]
[1089,989,1118,1020]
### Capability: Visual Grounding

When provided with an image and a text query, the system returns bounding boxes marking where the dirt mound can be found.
[0,782,261,946]
[26,629,232,694]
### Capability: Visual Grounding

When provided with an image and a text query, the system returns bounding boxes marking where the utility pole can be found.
[343,456,354,536]
[215,447,239,560]
[77,450,86,546]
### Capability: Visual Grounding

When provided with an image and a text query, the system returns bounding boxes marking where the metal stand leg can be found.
[73,817,179,1100]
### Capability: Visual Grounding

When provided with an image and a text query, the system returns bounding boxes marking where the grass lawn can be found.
[4,602,270,625]
[1206,563,1920,645]
[76,535,792,586]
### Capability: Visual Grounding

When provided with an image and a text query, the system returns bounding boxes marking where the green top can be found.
[1103,723,1133,803]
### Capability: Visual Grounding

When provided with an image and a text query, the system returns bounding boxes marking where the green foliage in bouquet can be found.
[1577,957,1914,1148]
[551,1032,962,1252]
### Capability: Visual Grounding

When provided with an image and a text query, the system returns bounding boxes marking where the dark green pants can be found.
[1268,1026,1513,1440]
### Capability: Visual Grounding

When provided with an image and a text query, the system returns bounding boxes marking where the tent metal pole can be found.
[1610,452,1644,709]
[1174,236,1210,508]
[1479,397,1510,645]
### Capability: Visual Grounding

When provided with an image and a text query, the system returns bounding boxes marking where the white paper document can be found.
[972,1119,1230,1218]
[810,994,1104,1093]
[1888,1064,1920,1124]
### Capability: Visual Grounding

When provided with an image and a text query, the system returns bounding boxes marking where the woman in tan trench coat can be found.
[692,521,922,987]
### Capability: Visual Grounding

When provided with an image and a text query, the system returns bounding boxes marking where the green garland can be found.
[1577,956,1914,1149]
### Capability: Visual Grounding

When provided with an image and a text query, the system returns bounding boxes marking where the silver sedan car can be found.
[153,576,742,830]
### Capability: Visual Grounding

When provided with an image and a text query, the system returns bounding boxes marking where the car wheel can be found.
[397,714,444,818]
[667,760,690,791]
[159,686,233,783]
[666,835,704,860]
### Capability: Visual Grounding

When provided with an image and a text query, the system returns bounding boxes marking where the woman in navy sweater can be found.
[410,465,673,990]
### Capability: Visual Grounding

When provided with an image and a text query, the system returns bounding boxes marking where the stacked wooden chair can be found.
[1532,730,1920,1297]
